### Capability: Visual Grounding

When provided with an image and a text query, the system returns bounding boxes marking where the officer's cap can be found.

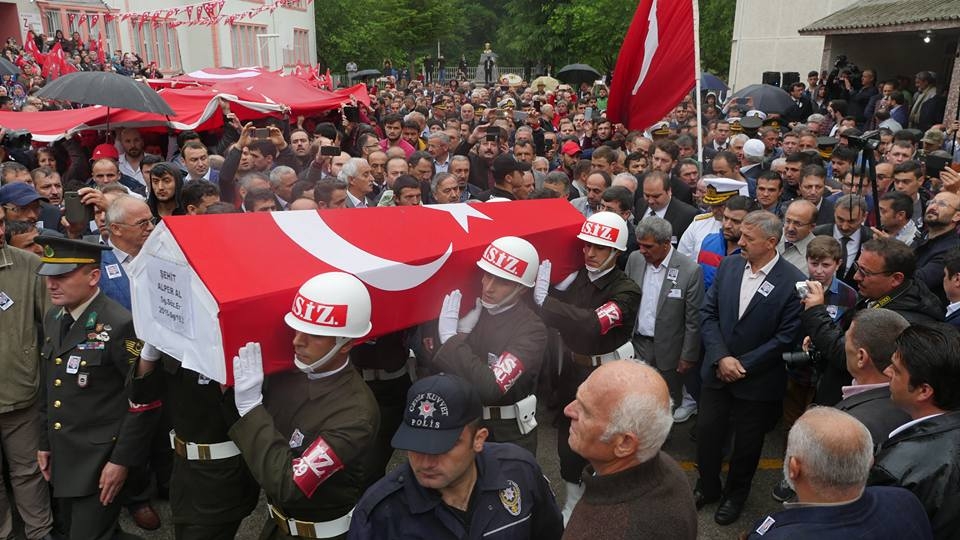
[392,373,482,454]
[702,177,748,206]
[35,235,110,277]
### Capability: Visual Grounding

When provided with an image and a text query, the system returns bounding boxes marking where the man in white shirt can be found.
[118,128,146,186]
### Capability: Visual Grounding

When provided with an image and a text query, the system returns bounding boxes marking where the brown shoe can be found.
[128,503,161,531]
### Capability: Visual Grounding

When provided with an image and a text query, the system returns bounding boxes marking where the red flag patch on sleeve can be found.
[491,352,524,394]
[291,436,343,497]
[595,301,623,335]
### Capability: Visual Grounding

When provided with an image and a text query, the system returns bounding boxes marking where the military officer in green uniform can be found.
[35,236,159,540]
[533,212,642,523]
[227,271,380,539]
[432,236,547,455]
[135,343,260,540]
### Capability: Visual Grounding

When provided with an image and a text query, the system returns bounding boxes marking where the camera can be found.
[782,347,823,369]
[795,281,810,299]
[846,129,881,151]
[2,129,32,150]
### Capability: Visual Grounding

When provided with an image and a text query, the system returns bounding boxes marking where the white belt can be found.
[483,403,518,420]
[578,341,635,367]
[361,365,408,382]
[169,430,241,461]
[268,503,353,538]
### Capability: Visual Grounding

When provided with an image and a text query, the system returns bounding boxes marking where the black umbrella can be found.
[727,83,794,114]
[0,58,18,78]
[36,71,174,115]
[700,72,728,92]
[351,69,381,80]
[556,63,601,86]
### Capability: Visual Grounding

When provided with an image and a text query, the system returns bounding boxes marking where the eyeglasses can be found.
[116,216,158,229]
[929,199,960,211]
[852,262,893,278]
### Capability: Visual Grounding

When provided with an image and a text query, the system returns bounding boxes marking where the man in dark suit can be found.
[869,323,960,539]
[784,82,815,127]
[914,190,960,308]
[696,210,805,525]
[943,249,960,328]
[835,309,911,447]
[635,171,698,247]
[625,216,704,408]
[748,407,931,539]
[799,164,835,226]
[813,194,873,287]
[35,236,158,540]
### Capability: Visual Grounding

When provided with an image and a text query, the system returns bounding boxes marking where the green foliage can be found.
[698,0,735,78]
[313,0,735,78]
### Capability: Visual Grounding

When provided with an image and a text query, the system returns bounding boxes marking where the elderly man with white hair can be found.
[611,172,638,194]
[746,407,931,539]
[339,157,375,208]
[561,361,697,539]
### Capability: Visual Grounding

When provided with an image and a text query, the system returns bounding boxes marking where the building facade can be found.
[0,0,316,74]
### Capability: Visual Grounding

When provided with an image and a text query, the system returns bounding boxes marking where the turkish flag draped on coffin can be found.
[606,0,695,130]
[128,200,585,383]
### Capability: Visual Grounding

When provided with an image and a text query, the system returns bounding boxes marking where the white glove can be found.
[534,260,552,306]
[140,342,161,362]
[457,298,482,334]
[438,290,462,345]
[233,342,264,417]
[556,271,578,292]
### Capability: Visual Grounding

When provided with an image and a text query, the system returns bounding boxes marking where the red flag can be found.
[42,42,64,79]
[128,200,585,383]
[97,32,106,65]
[606,0,695,130]
[60,56,78,75]
[24,31,46,65]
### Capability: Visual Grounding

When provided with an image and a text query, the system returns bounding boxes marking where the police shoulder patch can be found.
[125,339,144,357]
[499,479,522,516]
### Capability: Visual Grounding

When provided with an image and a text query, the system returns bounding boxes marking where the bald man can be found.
[562,361,697,539]
[747,408,931,539]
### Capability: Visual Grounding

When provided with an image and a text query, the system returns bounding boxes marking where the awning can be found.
[799,0,960,35]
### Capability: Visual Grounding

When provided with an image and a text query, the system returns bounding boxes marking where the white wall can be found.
[728,0,858,90]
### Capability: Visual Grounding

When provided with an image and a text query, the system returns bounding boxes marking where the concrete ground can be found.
[118,406,788,540]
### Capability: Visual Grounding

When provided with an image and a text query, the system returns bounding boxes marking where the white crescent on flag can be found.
[271,211,453,292]
[632,0,660,95]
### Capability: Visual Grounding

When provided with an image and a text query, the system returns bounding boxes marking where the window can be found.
[284,28,309,66]
[130,21,182,72]
[284,0,307,10]
[37,5,121,53]
[231,23,266,67]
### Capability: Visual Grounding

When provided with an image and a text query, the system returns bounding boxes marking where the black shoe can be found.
[694,487,721,510]
[771,478,797,502]
[714,498,744,525]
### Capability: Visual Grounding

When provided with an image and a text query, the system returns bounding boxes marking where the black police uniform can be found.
[432,302,547,455]
[348,442,563,540]
[351,330,412,491]
[538,268,641,483]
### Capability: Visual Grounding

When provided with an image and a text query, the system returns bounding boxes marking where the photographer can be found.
[799,237,942,406]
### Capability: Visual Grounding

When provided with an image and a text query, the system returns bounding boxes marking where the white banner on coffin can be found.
[128,221,227,382]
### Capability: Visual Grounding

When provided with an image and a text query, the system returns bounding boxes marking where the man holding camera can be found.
[800,237,943,406]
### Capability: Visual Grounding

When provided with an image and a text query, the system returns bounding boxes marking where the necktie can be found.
[648,209,656,218]
[784,242,794,250]
[59,313,74,343]
[840,236,852,276]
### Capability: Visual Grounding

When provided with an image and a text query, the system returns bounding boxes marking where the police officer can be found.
[347,373,563,539]
[432,236,547,455]
[351,329,412,491]
[533,212,641,523]
[135,342,260,540]
[35,236,158,540]
[227,272,380,540]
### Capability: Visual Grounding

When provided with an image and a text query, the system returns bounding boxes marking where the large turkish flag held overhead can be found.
[607,0,696,130]
[128,200,585,383]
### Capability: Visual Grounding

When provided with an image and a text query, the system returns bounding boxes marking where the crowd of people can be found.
[1,58,960,540]
[1,33,162,112]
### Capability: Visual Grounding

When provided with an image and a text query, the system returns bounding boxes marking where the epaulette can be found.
[694,212,713,221]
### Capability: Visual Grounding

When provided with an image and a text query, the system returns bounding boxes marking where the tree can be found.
[698,0,735,79]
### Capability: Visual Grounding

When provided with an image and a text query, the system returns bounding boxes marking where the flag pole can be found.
[693,0,704,163]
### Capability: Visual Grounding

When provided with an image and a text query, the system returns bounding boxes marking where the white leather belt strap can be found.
[268,503,353,538]
[587,341,636,367]
[483,403,518,420]
[169,430,241,461]
[361,365,408,382]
